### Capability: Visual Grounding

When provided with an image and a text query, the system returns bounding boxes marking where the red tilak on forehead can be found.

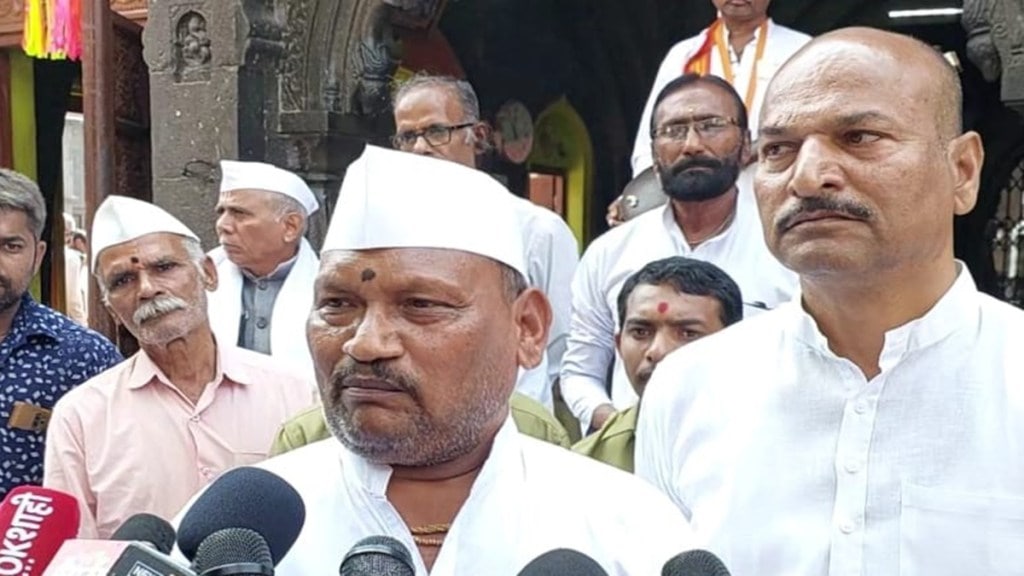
[657,302,669,314]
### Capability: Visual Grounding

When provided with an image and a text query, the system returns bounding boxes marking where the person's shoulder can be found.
[257,438,341,489]
[51,356,130,414]
[660,29,709,63]
[27,302,119,354]
[771,21,813,47]
[522,436,684,512]
[514,199,576,237]
[583,208,663,260]
[511,394,571,447]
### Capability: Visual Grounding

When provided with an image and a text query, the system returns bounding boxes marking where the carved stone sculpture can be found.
[174,10,211,82]
[963,0,1024,115]
[351,26,399,117]
[963,0,1002,82]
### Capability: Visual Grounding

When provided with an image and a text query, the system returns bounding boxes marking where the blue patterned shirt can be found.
[0,294,122,497]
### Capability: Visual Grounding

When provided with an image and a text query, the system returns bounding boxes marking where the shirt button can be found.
[189,415,200,423]
[200,467,212,476]
[257,280,267,290]
[854,401,868,415]
[844,460,862,474]
[256,317,268,329]
[840,520,856,534]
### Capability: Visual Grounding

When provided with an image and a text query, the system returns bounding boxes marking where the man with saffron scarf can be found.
[630,1,810,178]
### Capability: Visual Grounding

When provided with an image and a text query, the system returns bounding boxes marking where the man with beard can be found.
[182,146,693,575]
[44,196,314,538]
[561,74,796,433]
[0,170,121,500]
[637,29,1023,575]
[572,256,742,473]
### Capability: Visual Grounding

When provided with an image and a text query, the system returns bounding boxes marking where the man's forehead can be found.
[656,85,737,122]
[318,248,494,280]
[98,233,189,269]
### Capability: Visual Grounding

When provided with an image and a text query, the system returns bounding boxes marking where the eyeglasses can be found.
[651,117,739,141]
[391,122,476,150]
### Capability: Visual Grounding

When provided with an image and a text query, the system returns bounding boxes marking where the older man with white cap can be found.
[44,196,315,538]
[175,146,693,575]
[207,161,320,382]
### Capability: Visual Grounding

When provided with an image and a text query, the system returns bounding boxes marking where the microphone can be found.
[0,485,80,576]
[110,513,177,554]
[517,549,609,575]
[192,528,273,576]
[177,467,305,572]
[339,536,415,576]
[44,512,194,575]
[661,550,731,576]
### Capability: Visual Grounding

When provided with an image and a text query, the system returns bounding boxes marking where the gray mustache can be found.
[133,295,188,325]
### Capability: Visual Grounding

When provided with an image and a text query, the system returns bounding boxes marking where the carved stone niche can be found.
[963,0,1024,115]
[173,8,212,82]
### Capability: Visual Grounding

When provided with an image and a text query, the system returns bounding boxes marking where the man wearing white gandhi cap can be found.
[227,146,693,575]
[44,195,315,539]
[206,160,320,384]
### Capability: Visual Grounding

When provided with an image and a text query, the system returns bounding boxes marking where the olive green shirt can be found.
[270,392,572,456]
[570,405,638,473]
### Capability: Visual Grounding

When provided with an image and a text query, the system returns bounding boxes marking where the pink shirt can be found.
[43,344,317,538]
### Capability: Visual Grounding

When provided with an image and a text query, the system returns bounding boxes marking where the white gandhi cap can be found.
[322,145,526,277]
[90,195,200,270]
[219,160,320,215]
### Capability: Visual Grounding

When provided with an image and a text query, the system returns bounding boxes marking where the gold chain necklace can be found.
[411,523,451,547]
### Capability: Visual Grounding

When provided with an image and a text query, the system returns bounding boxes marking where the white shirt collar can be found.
[788,262,979,367]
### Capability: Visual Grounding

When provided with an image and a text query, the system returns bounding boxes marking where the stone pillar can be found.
[964,0,1024,115]
[142,0,423,250]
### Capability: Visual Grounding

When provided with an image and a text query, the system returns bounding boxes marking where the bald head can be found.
[765,27,962,141]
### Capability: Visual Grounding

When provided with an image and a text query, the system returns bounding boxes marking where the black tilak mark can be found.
[360,268,377,282]
[130,257,140,264]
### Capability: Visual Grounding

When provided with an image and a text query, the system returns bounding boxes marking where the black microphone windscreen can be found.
[517,548,608,576]
[193,527,273,575]
[340,535,415,576]
[661,549,731,576]
[178,467,305,566]
[110,512,177,554]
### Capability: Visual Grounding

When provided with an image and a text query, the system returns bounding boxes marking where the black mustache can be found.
[329,359,418,396]
[668,156,723,174]
[776,197,873,233]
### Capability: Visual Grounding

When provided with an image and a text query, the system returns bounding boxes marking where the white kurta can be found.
[223,418,693,575]
[206,239,320,386]
[512,197,579,410]
[559,171,797,429]
[631,19,811,176]
[635,266,1024,576]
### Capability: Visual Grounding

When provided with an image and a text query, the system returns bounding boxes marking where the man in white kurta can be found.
[207,161,320,384]
[258,417,692,575]
[561,77,797,432]
[630,0,810,176]
[390,74,578,410]
[636,28,1022,576]
[176,146,693,575]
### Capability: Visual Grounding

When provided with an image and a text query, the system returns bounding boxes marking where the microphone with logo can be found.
[44,513,195,575]
[661,550,731,576]
[339,535,415,576]
[516,549,609,576]
[177,467,305,576]
[0,486,79,576]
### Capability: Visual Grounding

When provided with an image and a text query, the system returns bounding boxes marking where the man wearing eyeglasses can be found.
[388,74,580,413]
[560,74,796,434]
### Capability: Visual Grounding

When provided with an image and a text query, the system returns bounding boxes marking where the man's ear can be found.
[473,122,492,154]
[201,255,219,292]
[32,241,47,276]
[949,131,983,216]
[513,288,552,370]
[281,212,305,243]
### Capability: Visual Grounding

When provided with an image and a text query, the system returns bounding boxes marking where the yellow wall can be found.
[528,97,594,249]
[8,51,40,298]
